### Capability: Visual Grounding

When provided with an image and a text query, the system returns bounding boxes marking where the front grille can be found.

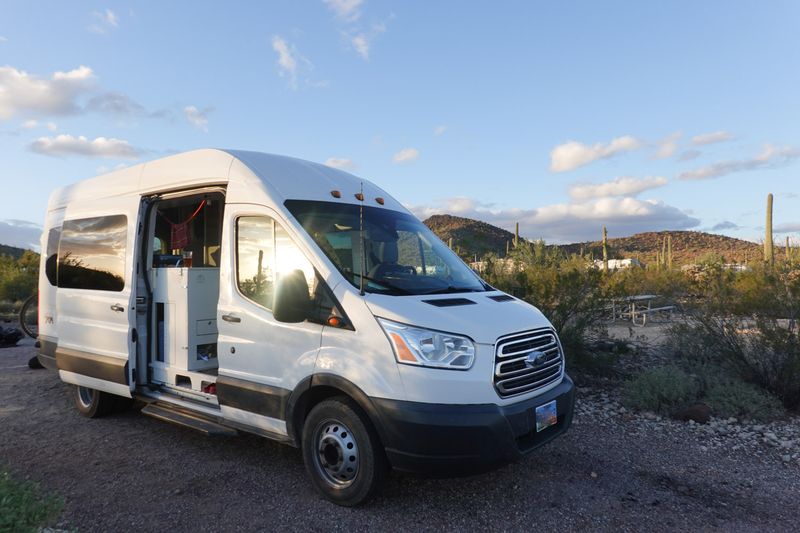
[494,328,563,398]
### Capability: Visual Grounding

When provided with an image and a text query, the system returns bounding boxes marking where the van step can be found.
[141,403,238,437]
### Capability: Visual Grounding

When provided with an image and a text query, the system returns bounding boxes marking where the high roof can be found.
[47,149,404,213]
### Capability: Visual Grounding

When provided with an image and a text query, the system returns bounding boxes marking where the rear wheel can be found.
[74,386,124,418]
[302,397,387,506]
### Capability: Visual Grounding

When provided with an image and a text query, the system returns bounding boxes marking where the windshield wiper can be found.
[348,272,413,295]
[420,285,484,295]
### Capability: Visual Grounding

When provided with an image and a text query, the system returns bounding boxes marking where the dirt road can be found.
[1,341,798,532]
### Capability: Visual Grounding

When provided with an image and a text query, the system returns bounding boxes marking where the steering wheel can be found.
[369,263,416,279]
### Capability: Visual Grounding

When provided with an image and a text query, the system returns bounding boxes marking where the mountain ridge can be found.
[423,214,764,265]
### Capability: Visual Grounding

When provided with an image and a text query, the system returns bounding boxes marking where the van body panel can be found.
[37,207,65,352]
[216,202,325,411]
[55,195,141,397]
[316,282,407,401]
[363,292,550,345]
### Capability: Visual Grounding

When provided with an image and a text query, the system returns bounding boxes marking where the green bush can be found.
[0,467,62,532]
[704,380,784,421]
[675,263,800,410]
[622,365,701,415]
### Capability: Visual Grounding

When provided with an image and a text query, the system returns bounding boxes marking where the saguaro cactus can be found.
[765,193,774,265]
[602,225,608,271]
[667,234,673,269]
[514,222,520,248]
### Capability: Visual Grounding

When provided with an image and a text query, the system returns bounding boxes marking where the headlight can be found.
[377,318,475,370]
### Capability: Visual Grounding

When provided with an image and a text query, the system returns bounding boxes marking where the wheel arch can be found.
[287,373,388,449]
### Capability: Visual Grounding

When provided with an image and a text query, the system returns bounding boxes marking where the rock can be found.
[590,471,598,479]
[673,403,711,424]
[781,454,791,463]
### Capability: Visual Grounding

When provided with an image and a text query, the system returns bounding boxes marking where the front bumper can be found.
[372,374,575,476]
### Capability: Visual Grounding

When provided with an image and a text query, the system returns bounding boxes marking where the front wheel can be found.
[302,397,388,506]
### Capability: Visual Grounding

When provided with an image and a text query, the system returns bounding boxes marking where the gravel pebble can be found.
[2,341,800,532]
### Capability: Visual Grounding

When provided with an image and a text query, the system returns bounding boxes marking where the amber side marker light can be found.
[355,192,364,201]
[327,316,342,328]
[375,197,385,205]
[389,332,417,363]
[330,190,341,198]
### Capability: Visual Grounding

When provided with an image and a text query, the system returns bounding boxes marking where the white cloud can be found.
[0,36,7,43]
[549,135,643,172]
[678,149,702,161]
[568,176,668,201]
[20,119,38,130]
[775,223,800,233]
[0,65,94,120]
[271,35,322,89]
[46,121,57,131]
[88,9,119,34]
[393,147,419,164]
[408,196,699,243]
[434,125,447,136]
[325,157,356,170]
[710,221,740,231]
[0,219,42,251]
[656,131,681,159]
[347,22,385,60]
[324,0,363,22]
[184,105,210,132]
[678,144,800,180]
[29,134,140,159]
[691,131,733,146]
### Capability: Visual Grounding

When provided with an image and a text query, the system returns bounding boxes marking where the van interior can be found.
[137,188,225,403]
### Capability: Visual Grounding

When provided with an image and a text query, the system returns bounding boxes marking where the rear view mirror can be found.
[273,270,312,323]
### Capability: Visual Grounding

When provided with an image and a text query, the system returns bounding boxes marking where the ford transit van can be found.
[37,149,574,505]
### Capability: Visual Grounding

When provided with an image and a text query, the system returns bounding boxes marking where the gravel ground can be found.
[2,341,800,532]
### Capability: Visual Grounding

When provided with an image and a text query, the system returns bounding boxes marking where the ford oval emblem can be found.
[525,350,548,368]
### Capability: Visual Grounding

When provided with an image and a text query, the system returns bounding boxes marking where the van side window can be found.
[45,226,62,286]
[236,216,315,310]
[58,215,127,292]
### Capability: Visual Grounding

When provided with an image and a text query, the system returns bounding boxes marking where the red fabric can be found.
[171,221,191,249]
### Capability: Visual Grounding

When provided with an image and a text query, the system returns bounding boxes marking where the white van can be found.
[37,149,574,505]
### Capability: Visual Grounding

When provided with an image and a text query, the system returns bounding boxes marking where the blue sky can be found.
[1,1,799,250]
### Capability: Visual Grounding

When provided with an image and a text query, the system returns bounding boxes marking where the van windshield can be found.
[285,200,488,296]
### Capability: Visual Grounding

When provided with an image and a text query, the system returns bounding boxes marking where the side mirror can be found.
[273,270,312,323]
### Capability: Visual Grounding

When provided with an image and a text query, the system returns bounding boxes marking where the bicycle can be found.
[19,292,43,369]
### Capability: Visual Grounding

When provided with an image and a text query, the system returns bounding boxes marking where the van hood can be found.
[363,291,553,345]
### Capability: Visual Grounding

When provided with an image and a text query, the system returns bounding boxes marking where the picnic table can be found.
[610,294,675,327]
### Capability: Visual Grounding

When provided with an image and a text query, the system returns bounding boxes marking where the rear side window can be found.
[58,215,127,292]
[44,226,61,286]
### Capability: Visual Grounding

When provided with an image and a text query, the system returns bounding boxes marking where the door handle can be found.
[111,304,125,312]
[222,314,241,323]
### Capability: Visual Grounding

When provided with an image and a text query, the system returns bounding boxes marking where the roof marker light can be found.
[331,190,341,198]
[355,192,364,201]
[375,197,385,205]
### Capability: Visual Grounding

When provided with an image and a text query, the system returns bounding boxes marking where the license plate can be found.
[535,400,558,432]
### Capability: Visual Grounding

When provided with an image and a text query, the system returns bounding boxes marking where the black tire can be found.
[74,386,119,418]
[28,356,44,369]
[301,397,388,506]
[18,293,38,339]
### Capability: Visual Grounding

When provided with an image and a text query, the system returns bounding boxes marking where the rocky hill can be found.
[0,244,28,260]
[560,231,762,266]
[423,214,516,259]
[423,215,764,266]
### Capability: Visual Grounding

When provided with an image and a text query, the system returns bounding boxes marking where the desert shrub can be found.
[676,263,800,410]
[622,365,701,415]
[704,380,784,420]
